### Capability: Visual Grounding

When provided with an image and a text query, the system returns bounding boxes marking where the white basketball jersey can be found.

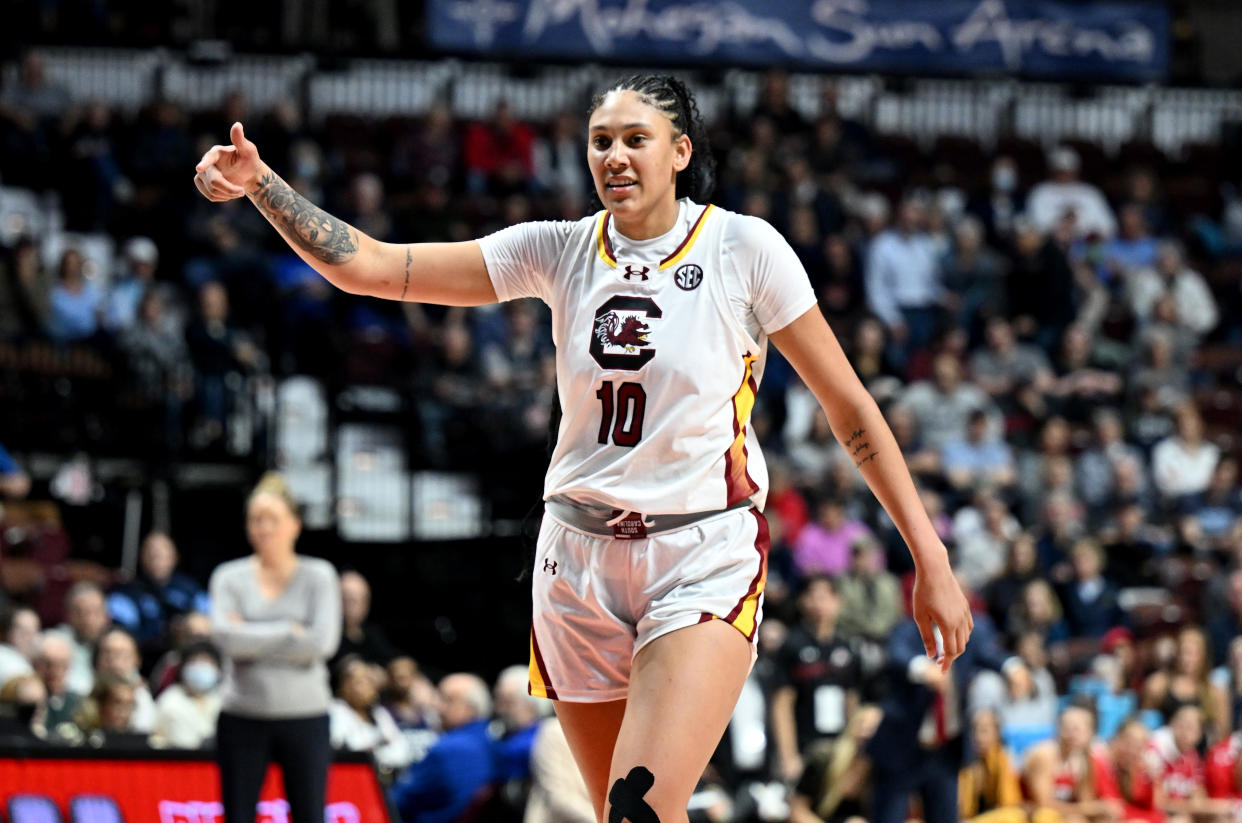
[480,199,816,515]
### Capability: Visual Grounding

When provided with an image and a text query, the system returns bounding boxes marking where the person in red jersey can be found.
[1097,717,1167,823]
[1204,729,1242,801]
[1144,705,1235,822]
[1024,704,1122,823]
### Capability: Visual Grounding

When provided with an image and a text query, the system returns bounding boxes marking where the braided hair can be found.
[588,74,716,203]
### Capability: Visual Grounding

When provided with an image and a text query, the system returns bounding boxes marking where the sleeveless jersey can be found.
[480,200,816,514]
[1145,731,1205,801]
[1206,734,1242,799]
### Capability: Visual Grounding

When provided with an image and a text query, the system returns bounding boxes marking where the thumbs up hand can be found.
[193,122,266,202]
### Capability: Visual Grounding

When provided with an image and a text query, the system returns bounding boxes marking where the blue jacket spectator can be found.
[107,532,209,655]
[392,673,497,823]
[492,665,545,782]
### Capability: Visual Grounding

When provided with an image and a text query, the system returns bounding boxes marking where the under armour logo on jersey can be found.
[542,559,558,575]
[622,264,650,281]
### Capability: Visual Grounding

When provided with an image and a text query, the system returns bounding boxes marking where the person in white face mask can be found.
[151,641,223,749]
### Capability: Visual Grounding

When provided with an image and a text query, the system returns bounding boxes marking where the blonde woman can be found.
[209,473,341,823]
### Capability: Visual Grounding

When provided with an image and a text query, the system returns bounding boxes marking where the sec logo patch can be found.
[674,263,703,291]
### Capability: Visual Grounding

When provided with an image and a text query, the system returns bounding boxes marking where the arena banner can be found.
[0,749,393,823]
[427,0,1168,81]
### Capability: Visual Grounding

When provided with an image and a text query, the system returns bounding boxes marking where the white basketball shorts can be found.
[527,506,770,702]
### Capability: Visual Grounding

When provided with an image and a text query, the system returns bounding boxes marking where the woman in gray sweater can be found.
[209,472,341,823]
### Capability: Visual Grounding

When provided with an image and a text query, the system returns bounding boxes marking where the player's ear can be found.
[672,133,692,174]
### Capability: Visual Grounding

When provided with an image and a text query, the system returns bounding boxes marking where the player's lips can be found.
[606,179,637,192]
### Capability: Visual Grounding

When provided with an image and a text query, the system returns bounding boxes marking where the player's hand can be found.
[911,553,973,674]
[194,121,264,202]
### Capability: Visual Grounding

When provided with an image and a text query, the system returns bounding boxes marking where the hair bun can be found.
[249,471,300,516]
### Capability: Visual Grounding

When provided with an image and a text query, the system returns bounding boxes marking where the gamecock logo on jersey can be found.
[589,296,662,370]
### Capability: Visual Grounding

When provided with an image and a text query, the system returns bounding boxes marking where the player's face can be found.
[588,90,691,235]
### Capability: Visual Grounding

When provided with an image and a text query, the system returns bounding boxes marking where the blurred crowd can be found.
[2,49,1242,822]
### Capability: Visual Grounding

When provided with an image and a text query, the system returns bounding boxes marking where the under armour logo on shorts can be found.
[543,559,558,575]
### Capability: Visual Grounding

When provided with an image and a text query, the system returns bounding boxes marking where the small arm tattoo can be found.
[845,428,865,447]
[851,441,871,457]
[401,246,411,300]
[855,451,879,468]
[250,171,358,265]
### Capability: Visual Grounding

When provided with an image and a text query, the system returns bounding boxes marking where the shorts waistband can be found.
[545,499,752,539]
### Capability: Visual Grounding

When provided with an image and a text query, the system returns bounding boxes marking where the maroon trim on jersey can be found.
[530,624,559,701]
[723,359,761,508]
[723,509,770,640]
[697,612,716,624]
[601,212,616,264]
[659,204,713,268]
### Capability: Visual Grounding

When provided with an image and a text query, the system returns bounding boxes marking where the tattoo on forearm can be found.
[250,172,358,265]
[845,428,865,447]
[855,451,879,468]
[402,246,411,300]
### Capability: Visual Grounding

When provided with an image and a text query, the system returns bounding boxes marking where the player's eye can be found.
[592,136,611,150]
[628,135,647,146]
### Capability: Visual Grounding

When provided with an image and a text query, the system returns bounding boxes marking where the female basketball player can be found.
[194,75,972,823]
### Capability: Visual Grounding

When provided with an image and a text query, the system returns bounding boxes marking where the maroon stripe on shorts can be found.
[723,509,770,629]
[530,624,559,701]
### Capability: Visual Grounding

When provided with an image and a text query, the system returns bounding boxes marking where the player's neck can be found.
[612,197,680,241]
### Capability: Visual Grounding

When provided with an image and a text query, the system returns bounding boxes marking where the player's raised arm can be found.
[193,122,498,307]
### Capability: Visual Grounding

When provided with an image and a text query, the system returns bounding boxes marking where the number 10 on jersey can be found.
[596,381,647,447]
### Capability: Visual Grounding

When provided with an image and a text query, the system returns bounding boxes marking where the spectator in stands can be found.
[970,155,1025,246]
[1057,538,1126,641]
[93,626,155,733]
[968,315,1054,401]
[494,665,543,784]
[382,656,441,765]
[0,441,30,500]
[103,236,159,332]
[1005,216,1078,353]
[1022,704,1120,822]
[954,494,1021,593]
[1152,403,1221,502]
[1087,203,1159,287]
[985,534,1040,631]
[865,193,943,363]
[119,288,194,452]
[533,111,587,198]
[1142,625,1229,741]
[1187,457,1242,548]
[1100,717,1162,823]
[1099,503,1164,588]
[1132,326,1192,404]
[1205,718,1242,801]
[56,581,110,695]
[1011,580,1070,647]
[941,216,1006,338]
[391,672,498,823]
[343,172,394,243]
[47,247,102,343]
[329,654,413,774]
[0,673,46,741]
[76,671,145,747]
[792,496,873,578]
[836,535,902,643]
[31,631,80,738]
[150,640,222,749]
[896,352,996,450]
[941,409,1016,495]
[0,235,51,340]
[1077,407,1147,515]
[185,280,264,448]
[415,322,486,467]
[771,574,862,782]
[332,570,399,671]
[1145,704,1231,820]
[149,610,213,696]
[108,531,210,657]
[1027,145,1117,239]
[884,403,942,482]
[1127,240,1218,340]
[463,101,535,196]
[956,708,1027,822]
[0,606,38,687]
[524,715,595,823]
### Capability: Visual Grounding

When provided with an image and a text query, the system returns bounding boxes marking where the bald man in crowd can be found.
[391,673,498,823]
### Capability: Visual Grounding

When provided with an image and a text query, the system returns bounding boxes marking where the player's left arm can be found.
[769,306,972,671]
